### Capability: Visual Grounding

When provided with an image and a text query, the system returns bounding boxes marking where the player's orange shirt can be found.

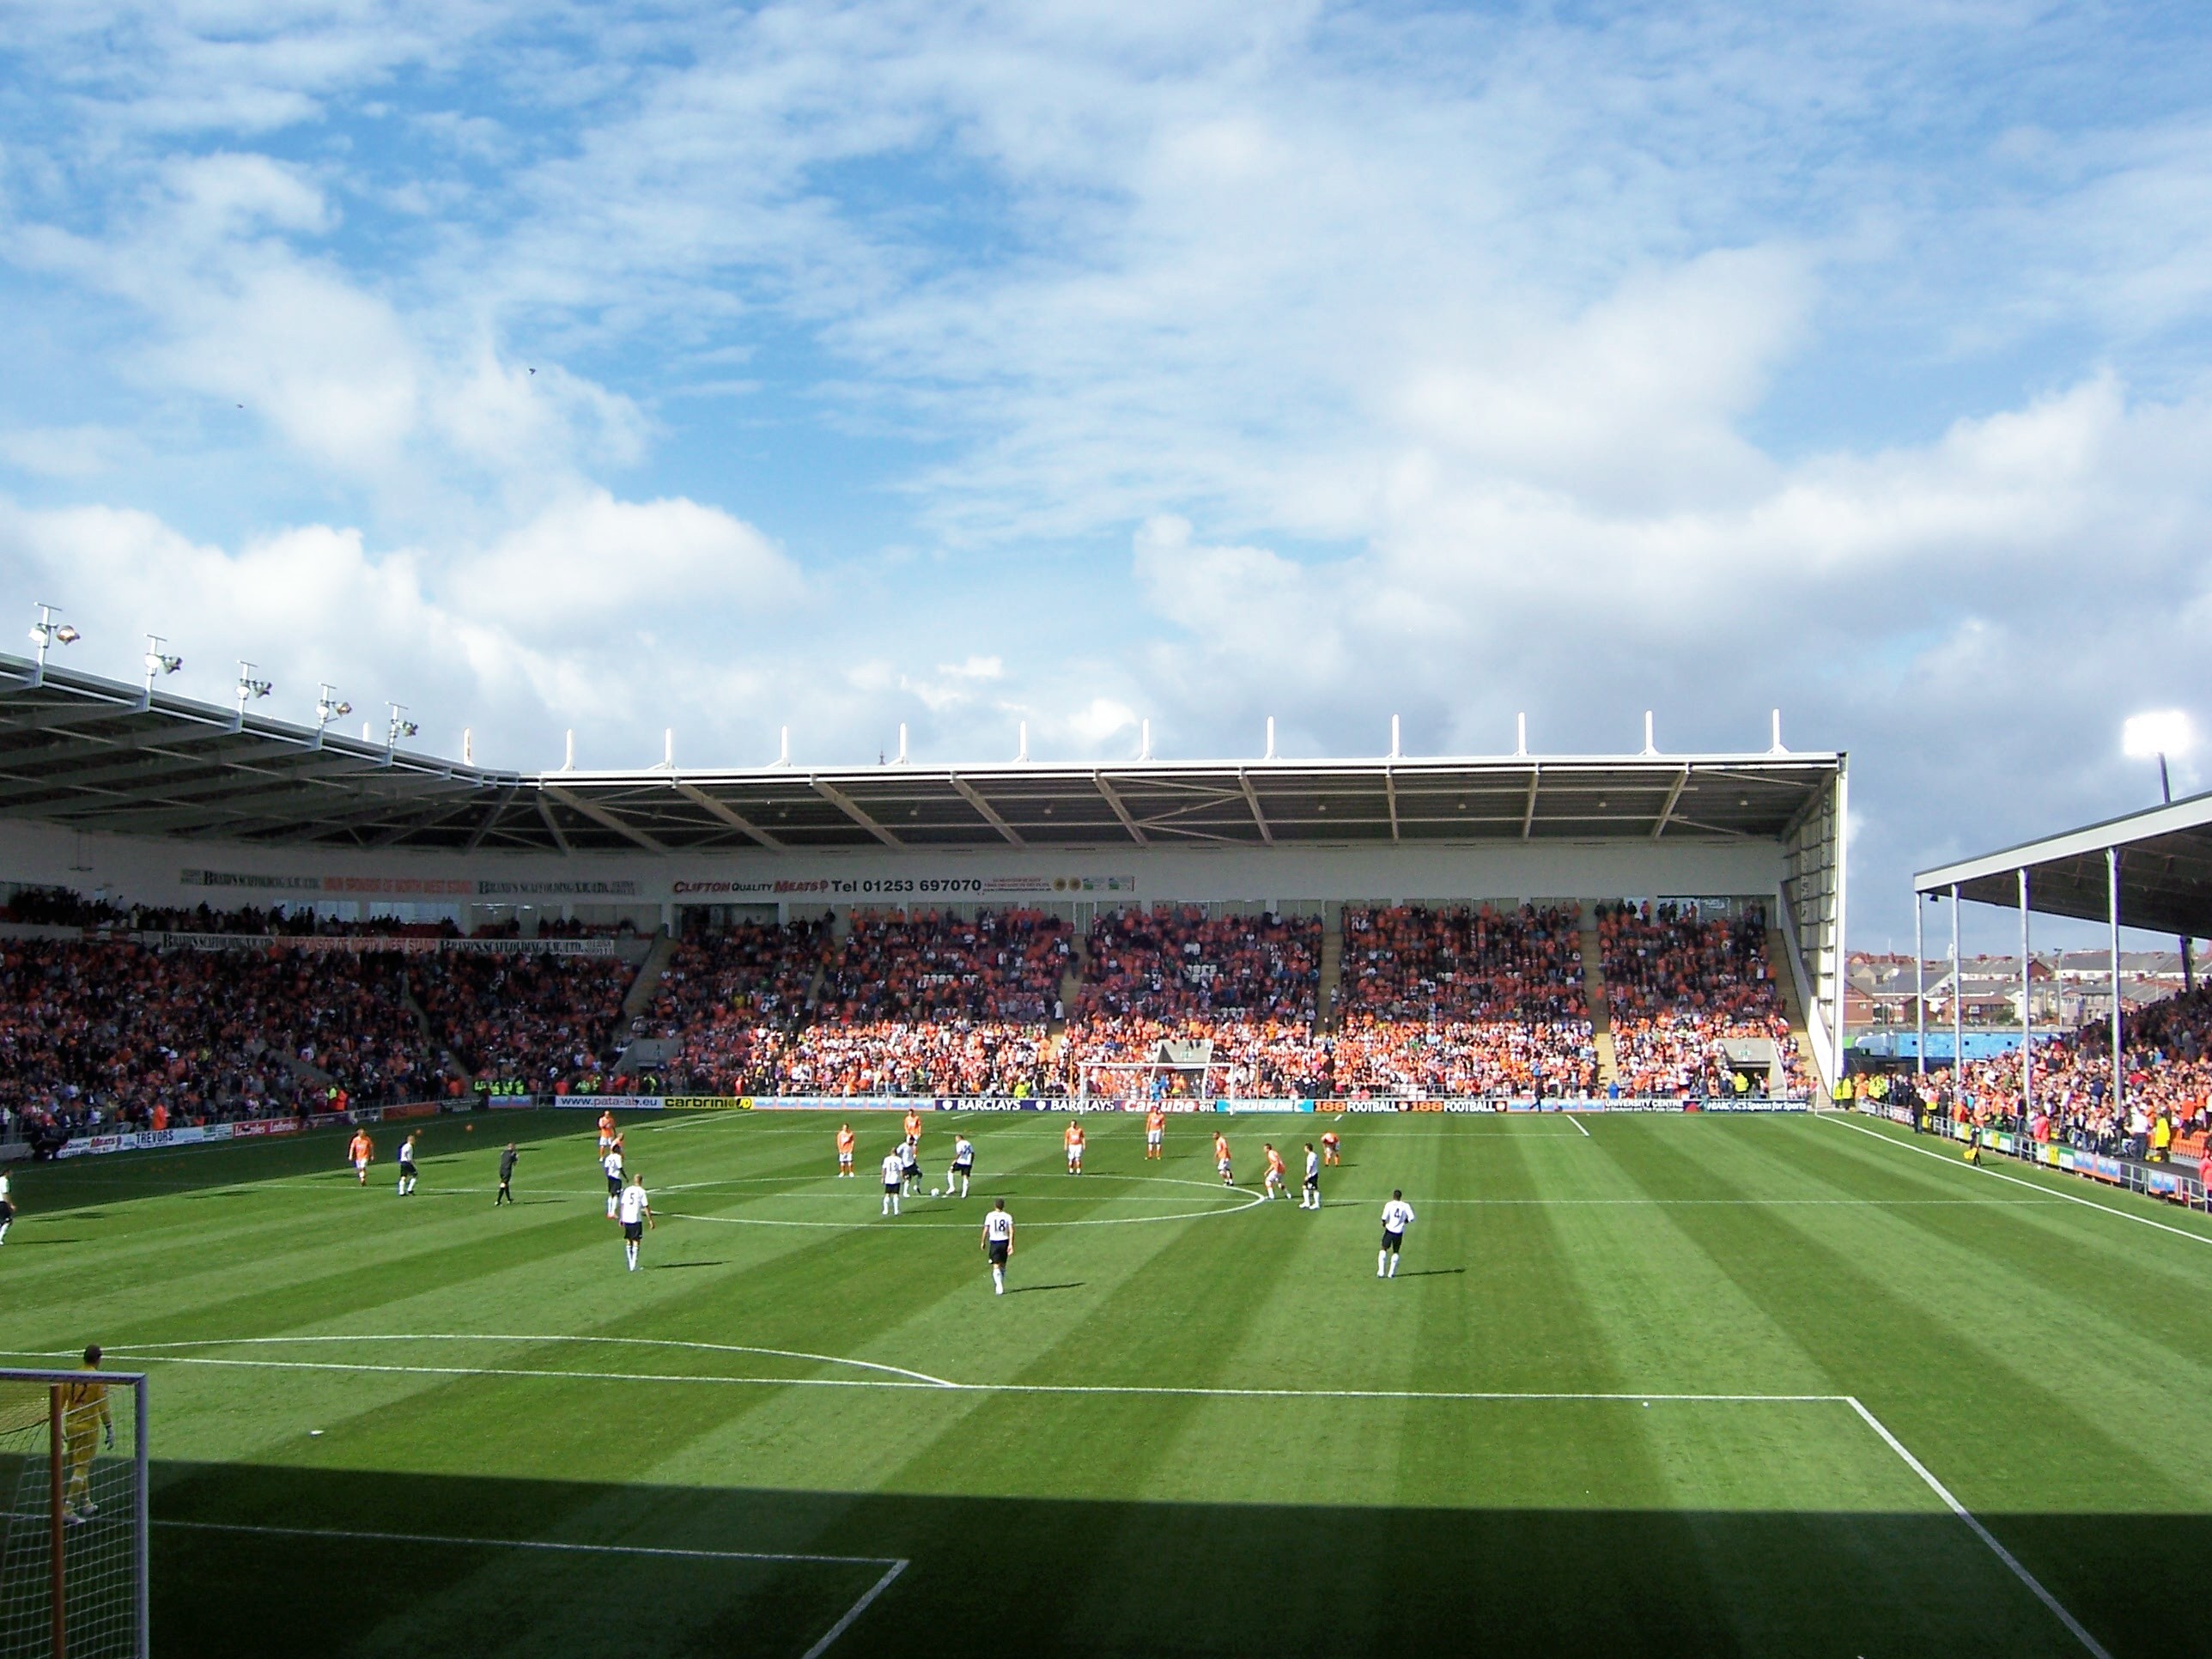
[1146,1109,1164,1133]
[348,1133,372,1161]
[1065,1122,1085,1148]
[836,1127,856,1154]
[1213,1135,1231,1161]
[1321,1132,1340,1149]
[598,1112,616,1138]
[903,1110,922,1139]
[1266,1148,1285,1174]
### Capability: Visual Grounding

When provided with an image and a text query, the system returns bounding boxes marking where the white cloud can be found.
[441,489,799,637]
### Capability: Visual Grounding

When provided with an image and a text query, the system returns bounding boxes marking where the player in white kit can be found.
[949,1134,975,1198]
[880,1150,905,1216]
[396,1132,420,1197]
[1300,1143,1322,1209]
[981,1199,1015,1295]
[1378,1189,1415,1278]
[602,1146,624,1218]
[618,1172,653,1270]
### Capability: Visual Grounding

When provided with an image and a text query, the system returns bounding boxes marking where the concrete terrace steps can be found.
[1766,926,1816,1091]
[1316,911,1345,1033]
[1578,915,1620,1088]
[621,931,679,1022]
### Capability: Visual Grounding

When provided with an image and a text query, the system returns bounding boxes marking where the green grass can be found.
[5,1106,2209,1656]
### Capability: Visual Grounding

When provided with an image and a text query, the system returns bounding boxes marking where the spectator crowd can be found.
[1331,904,1597,1097]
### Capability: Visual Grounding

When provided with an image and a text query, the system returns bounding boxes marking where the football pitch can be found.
[6,1107,2209,1657]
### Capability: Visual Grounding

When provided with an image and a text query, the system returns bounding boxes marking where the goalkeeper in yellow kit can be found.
[63,1345,112,1523]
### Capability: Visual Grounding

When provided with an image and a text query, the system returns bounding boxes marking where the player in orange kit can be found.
[597,1109,618,1157]
[1145,1105,1165,1158]
[1262,1143,1288,1200]
[836,1123,857,1176]
[347,1128,374,1187]
[1064,1118,1086,1174]
[1321,1129,1342,1165]
[903,1108,923,1145]
[1214,1131,1233,1187]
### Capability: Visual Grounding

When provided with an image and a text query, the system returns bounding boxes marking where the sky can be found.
[3,0,2210,946]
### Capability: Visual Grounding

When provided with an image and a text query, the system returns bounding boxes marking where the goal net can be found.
[0,1369,148,1659]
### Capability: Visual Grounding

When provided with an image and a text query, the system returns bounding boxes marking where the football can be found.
[930,1188,941,1198]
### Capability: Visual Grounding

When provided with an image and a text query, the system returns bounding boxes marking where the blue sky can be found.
[3,1,2211,943]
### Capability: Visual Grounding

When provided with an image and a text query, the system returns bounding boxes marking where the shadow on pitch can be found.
[1389,1267,1466,1279]
[651,1261,730,1270]
[1004,1281,1085,1294]
[141,1457,2156,1658]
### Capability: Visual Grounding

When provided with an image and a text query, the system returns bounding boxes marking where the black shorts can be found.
[1304,1175,1319,1190]
[399,1161,417,1178]
[1381,1230,1404,1253]
[623,1219,643,1241]
[606,1174,623,1194]
[0,1200,14,1224]
[953,1160,973,1175]
[987,1239,1010,1265]
[884,1181,902,1194]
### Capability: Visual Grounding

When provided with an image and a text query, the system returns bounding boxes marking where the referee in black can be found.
[495,1142,521,1206]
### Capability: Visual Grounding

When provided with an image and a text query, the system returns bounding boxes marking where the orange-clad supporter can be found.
[1145,1106,1165,1158]
[1321,1130,1341,1164]
[1213,1131,1233,1187]
[836,1122,857,1176]
[1064,1118,1086,1173]
[347,1128,374,1186]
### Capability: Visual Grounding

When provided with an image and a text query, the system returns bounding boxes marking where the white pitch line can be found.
[1844,1396,2110,1658]
[153,1516,897,1569]
[82,1350,1845,1404]
[156,1518,909,1657]
[1814,1113,2212,1247]
[801,1559,908,1659]
[70,1332,957,1389]
[1568,1113,1591,1138]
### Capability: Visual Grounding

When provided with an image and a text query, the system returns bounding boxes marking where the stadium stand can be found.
[785,908,1071,1095]
[1599,902,1805,1097]
[0,939,441,1139]
[648,918,832,1094]
[1331,903,1597,1097]
[411,951,635,1096]
[1059,906,1325,1097]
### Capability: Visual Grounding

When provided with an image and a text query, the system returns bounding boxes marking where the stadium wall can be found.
[0,820,1785,914]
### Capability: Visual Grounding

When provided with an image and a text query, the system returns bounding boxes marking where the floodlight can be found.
[236,662,273,704]
[53,625,79,645]
[143,635,182,687]
[2123,710,2193,762]
[386,703,419,745]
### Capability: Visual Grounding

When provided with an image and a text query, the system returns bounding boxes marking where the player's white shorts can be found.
[353,1158,368,1172]
[1218,1158,1232,1177]
[1146,1129,1163,1146]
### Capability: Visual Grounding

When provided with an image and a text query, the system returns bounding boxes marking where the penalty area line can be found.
[1844,1397,2110,1659]
[154,1519,908,1659]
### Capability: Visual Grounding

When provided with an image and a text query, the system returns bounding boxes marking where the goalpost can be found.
[0,1369,149,1659]
[1075,1058,1218,1100]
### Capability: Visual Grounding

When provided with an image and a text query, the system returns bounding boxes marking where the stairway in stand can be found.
[1578,914,1620,1090]
[1316,908,1345,1033]
[1765,926,1817,1094]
